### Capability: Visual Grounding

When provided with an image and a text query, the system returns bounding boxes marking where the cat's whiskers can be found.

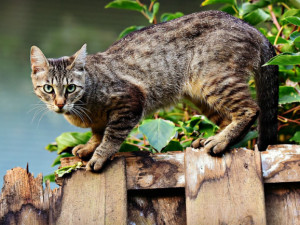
[75,105,92,123]
[70,107,86,125]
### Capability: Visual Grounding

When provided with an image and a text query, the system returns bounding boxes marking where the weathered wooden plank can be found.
[128,189,186,225]
[55,157,127,225]
[0,167,57,225]
[60,145,300,190]
[185,147,266,225]
[262,145,300,183]
[124,151,185,190]
[265,183,300,225]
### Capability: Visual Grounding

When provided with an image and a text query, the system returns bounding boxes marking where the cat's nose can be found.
[55,98,65,109]
[56,103,64,109]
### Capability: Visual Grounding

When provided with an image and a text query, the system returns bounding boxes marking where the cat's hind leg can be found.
[202,84,259,155]
[188,78,259,155]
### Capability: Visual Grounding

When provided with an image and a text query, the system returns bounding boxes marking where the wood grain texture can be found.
[262,144,300,183]
[60,145,300,189]
[55,157,127,225]
[124,151,185,190]
[128,189,186,225]
[0,167,61,225]
[265,183,300,225]
[185,147,266,225]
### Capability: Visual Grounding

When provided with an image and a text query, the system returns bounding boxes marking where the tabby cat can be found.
[30,11,278,172]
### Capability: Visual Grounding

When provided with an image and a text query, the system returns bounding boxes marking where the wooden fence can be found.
[0,144,299,225]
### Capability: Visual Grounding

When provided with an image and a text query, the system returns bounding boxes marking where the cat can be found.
[30,10,278,172]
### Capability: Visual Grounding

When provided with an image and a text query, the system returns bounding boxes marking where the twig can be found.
[149,1,154,11]
[282,105,300,115]
[268,5,281,31]
[274,26,284,46]
[278,115,300,125]
[127,142,150,150]
[280,2,291,10]
[180,138,193,144]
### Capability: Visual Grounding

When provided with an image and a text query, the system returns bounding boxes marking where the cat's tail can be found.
[255,39,278,150]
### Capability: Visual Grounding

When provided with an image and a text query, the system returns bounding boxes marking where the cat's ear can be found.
[67,44,87,70]
[30,46,49,75]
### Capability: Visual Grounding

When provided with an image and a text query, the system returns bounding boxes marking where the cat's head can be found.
[30,44,87,114]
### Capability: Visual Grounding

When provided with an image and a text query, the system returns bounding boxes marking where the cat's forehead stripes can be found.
[48,57,70,69]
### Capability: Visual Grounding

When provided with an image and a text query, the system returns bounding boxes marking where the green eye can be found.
[67,84,76,93]
[43,84,54,93]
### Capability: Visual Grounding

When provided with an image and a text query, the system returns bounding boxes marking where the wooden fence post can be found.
[55,157,127,225]
[185,147,266,225]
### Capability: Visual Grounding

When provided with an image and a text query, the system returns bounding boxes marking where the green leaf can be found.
[279,86,300,104]
[55,162,83,178]
[139,119,176,152]
[231,131,258,148]
[119,25,145,39]
[119,142,140,152]
[43,173,55,183]
[149,2,159,23]
[202,0,236,6]
[105,0,145,12]
[290,131,300,144]
[56,131,92,154]
[241,0,269,16]
[290,31,300,42]
[264,53,300,66]
[243,9,270,26]
[283,16,300,26]
[45,143,58,152]
[162,140,183,152]
[267,36,289,45]
[282,9,300,19]
[51,152,73,167]
[288,0,300,10]
[160,12,184,22]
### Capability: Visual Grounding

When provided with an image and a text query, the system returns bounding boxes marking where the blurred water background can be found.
[0,0,211,188]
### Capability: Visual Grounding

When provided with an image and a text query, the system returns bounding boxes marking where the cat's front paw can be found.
[203,135,229,155]
[191,137,206,149]
[86,155,107,172]
[72,144,95,160]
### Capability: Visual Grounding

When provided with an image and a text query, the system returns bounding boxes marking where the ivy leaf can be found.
[149,2,160,23]
[267,36,289,45]
[55,162,83,178]
[231,131,258,148]
[282,9,300,19]
[119,25,145,39]
[243,9,270,26]
[105,0,145,12]
[202,0,236,7]
[160,12,184,22]
[56,132,92,154]
[264,52,300,66]
[119,142,140,152]
[290,131,300,144]
[139,119,176,152]
[283,16,300,26]
[45,143,58,152]
[241,0,269,16]
[161,140,183,152]
[51,152,73,167]
[43,173,55,183]
[279,86,300,104]
[290,31,300,42]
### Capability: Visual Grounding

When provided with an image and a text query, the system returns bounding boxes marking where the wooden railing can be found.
[0,144,299,224]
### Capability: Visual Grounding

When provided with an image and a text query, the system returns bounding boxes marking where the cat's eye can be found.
[43,84,54,93]
[66,84,76,93]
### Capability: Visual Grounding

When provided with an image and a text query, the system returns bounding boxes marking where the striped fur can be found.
[31,11,278,171]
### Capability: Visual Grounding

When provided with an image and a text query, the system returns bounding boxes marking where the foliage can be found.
[44,0,300,181]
